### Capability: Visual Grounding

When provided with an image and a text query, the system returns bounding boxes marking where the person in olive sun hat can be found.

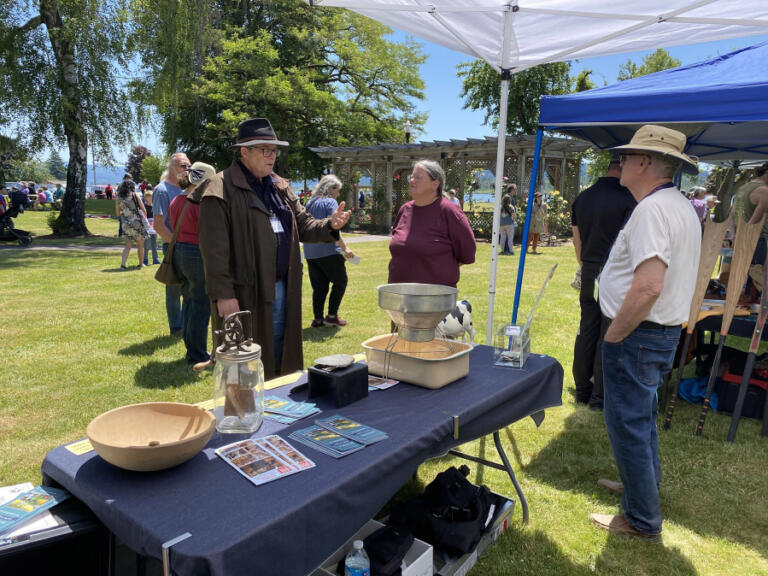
[590,125,700,543]
[196,118,351,379]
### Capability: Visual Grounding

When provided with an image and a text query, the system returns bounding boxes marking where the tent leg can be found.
[486,71,511,344]
[512,128,544,324]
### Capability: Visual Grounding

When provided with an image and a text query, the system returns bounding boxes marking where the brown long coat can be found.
[197,161,338,379]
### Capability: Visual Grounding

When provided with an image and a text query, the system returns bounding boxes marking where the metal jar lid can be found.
[214,311,262,363]
[216,340,262,363]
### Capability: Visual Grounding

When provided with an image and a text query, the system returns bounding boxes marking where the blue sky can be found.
[105,32,768,164]
[408,33,768,143]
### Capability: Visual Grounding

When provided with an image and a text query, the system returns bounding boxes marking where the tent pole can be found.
[485,70,511,345]
[512,128,544,324]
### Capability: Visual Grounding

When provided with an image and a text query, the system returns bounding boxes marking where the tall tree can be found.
[617,48,681,81]
[45,150,67,179]
[0,135,27,185]
[586,50,682,182]
[458,62,572,135]
[126,145,151,181]
[0,1,134,235]
[13,158,52,183]
[131,0,426,178]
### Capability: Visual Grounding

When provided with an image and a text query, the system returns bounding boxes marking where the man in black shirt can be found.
[571,154,636,409]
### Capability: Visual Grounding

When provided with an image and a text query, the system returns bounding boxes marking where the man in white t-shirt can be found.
[589,125,701,542]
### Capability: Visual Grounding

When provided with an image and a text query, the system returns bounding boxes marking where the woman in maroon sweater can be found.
[389,160,476,288]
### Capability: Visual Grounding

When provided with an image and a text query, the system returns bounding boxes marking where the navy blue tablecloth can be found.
[42,346,563,576]
[697,314,768,340]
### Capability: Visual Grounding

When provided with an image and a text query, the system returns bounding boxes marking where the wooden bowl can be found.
[87,402,215,472]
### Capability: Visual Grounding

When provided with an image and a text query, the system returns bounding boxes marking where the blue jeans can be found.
[601,324,680,535]
[273,278,286,371]
[172,243,211,364]
[162,242,183,334]
[144,234,159,264]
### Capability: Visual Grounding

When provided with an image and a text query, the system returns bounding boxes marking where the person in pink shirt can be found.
[388,159,476,288]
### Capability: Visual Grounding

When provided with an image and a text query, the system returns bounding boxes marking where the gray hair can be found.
[650,153,682,179]
[413,159,444,196]
[168,152,187,170]
[689,186,707,198]
[311,174,342,199]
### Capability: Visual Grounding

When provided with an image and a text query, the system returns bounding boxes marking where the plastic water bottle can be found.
[344,539,370,576]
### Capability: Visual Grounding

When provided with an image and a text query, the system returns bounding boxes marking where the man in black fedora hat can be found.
[197,118,350,379]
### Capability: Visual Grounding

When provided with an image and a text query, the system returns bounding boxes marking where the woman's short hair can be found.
[413,159,444,196]
[311,174,343,199]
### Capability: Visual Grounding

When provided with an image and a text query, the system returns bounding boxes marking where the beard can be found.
[177,173,192,190]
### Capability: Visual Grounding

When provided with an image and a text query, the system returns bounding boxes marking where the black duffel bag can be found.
[389,465,503,557]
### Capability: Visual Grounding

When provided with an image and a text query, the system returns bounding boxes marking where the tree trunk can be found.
[41,0,89,236]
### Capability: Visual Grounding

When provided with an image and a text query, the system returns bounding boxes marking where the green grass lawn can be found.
[1,232,767,575]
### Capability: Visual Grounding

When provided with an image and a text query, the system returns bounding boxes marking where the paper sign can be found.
[65,439,93,455]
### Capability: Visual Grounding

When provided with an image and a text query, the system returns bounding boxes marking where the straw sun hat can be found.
[613,125,698,174]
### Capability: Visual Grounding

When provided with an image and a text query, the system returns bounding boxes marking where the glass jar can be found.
[212,312,264,434]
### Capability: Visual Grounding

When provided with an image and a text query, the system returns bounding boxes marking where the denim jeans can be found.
[272,278,287,371]
[601,324,680,535]
[172,243,211,364]
[144,234,159,265]
[162,242,183,334]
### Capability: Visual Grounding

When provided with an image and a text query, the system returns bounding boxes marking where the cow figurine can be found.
[435,300,475,345]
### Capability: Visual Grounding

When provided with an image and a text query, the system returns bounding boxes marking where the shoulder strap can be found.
[169,197,191,246]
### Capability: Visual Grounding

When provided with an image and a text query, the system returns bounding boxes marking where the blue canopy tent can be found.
[511,40,768,322]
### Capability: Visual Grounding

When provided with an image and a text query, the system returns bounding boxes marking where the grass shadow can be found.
[301,325,341,343]
[475,527,697,576]
[0,250,36,266]
[134,359,204,389]
[118,335,179,357]
[524,403,768,558]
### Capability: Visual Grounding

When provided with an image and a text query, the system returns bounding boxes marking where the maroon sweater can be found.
[388,197,476,288]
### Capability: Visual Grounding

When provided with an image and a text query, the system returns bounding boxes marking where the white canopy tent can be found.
[307,0,768,342]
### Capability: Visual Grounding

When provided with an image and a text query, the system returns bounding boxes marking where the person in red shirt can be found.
[168,162,216,365]
[388,160,476,289]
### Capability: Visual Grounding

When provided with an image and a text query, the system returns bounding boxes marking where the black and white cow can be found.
[435,300,475,345]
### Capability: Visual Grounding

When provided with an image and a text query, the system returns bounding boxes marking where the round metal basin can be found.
[377,283,457,341]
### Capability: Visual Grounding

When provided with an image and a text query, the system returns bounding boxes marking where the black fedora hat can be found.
[231,118,289,149]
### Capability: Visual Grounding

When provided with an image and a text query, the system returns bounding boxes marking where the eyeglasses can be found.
[176,163,191,171]
[619,152,651,165]
[408,173,431,182]
[253,147,280,158]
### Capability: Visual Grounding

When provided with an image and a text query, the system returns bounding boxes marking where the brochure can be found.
[315,415,388,446]
[216,436,315,486]
[0,485,70,536]
[288,425,365,458]
[263,396,320,420]
[367,375,399,391]
[216,439,297,486]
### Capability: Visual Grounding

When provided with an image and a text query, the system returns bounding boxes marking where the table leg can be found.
[162,532,191,576]
[448,431,530,525]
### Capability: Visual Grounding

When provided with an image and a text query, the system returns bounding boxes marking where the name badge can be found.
[270,213,284,234]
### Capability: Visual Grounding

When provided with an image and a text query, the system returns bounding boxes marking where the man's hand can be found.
[343,247,355,260]
[330,201,351,230]
[217,298,240,319]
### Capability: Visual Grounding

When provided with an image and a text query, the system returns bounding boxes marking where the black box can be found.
[308,362,368,407]
[0,497,110,575]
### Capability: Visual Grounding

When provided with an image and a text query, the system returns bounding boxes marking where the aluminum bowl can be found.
[87,402,215,472]
[377,283,457,342]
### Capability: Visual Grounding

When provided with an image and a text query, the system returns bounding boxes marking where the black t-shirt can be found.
[571,177,636,265]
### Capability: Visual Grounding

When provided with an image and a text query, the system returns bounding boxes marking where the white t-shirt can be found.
[599,185,701,325]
